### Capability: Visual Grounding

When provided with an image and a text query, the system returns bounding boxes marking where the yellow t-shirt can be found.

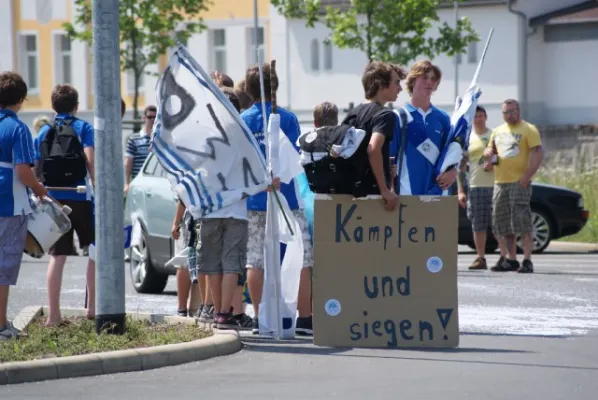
[489,121,542,184]
[467,129,494,188]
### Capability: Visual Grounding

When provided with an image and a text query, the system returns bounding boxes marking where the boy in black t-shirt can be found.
[342,61,406,211]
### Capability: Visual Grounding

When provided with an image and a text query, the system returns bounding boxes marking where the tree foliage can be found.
[64,0,211,119]
[271,0,479,64]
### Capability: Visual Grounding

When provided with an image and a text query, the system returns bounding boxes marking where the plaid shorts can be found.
[246,209,313,269]
[467,187,493,232]
[492,182,533,236]
[0,215,28,286]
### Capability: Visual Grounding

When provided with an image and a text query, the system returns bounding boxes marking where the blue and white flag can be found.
[435,86,482,176]
[436,29,494,177]
[151,46,269,218]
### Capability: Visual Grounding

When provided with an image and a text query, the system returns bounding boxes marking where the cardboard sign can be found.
[312,195,459,349]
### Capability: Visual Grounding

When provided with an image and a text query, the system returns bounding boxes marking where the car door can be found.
[140,154,178,266]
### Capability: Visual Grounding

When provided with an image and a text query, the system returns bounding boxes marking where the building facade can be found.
[1,0,271,128]
[3,0,596,129]
[269,0,598,127]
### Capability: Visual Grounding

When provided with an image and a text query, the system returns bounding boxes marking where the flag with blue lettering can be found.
[151,46,269,218]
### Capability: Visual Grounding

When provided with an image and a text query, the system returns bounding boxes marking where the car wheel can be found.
[517,209,552,254]
[129,229,169,294]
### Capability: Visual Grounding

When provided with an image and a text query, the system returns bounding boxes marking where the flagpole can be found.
[453,1,459,101]
[254,0,283,341]
[469,28,494,89]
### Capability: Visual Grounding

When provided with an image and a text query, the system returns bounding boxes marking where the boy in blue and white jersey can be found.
[0,72,48,340]
[390,60,458,195]
[241,63,314,336]
[33,84,96,326]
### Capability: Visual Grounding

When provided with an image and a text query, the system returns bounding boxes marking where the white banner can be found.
[151,46,269,218]
[259,114,305,339]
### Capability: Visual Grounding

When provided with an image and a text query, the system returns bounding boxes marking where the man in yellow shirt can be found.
[457,106,497,270]
[484,99,543,273]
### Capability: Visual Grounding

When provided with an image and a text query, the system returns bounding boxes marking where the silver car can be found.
[125,153,178,293]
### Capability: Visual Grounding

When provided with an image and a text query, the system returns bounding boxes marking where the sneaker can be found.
[215,313,240,330]
[491,256,505,270]
[295,316,313,336]
[177,309,188,317]
[234,313,253,331]
[252,317,259,335]
[468,257,488,270]
[518,259,534,274]
[198,305,214,323]
[491,258,520,272]
[0,322,20,340]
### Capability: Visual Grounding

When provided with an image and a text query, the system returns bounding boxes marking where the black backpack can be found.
[299,124,372,197]
[38,118,88,187]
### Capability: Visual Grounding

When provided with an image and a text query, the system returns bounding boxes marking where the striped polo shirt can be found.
[125,130,151,179]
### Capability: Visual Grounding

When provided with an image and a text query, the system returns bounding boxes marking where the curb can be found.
[552,241,598,252]
[0,306,242,386]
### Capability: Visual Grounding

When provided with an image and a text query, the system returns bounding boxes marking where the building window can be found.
[311,39,320,71]
[248,27,265,65]
[544,22,598,42]
[211,29,227,72]
[467,41,477,64]
[323,41,333,70]
[54,33,72,84]
[19,34,39,92]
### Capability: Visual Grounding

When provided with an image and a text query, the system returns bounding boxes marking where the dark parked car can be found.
[457,182,589,253]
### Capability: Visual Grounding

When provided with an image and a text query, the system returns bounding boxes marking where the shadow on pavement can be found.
[242,337,531,357]
[459,271,598,277]
[243,337,350,356]
[460,331,572,339]
[459,250,596,255]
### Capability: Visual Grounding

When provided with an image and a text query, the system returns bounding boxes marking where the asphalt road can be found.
[2,243,598,399]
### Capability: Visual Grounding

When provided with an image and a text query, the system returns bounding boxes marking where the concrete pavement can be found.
[1,242,597,398]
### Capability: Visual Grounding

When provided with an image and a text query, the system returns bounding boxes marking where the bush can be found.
[536,166,598,244]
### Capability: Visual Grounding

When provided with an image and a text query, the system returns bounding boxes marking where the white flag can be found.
[259,114,305,339]
[151,46,269,218]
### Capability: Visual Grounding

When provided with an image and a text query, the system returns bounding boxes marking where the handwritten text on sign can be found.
[313,196,459,349]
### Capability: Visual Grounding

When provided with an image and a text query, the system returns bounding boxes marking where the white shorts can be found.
[246,209,313,269]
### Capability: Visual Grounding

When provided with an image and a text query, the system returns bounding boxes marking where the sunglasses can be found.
[145,115,156,120]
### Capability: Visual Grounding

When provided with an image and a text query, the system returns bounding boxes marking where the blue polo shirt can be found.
[0,109,35,217]
[33,113,94,202]
[241,102,301,211]
[390,103,451,195]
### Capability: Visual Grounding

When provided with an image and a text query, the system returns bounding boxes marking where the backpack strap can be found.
[395,108,408,195]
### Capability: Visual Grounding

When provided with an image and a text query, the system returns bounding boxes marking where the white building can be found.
[268,0,598,127]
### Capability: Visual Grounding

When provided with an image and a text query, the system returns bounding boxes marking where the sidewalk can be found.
[550,241,598,253]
